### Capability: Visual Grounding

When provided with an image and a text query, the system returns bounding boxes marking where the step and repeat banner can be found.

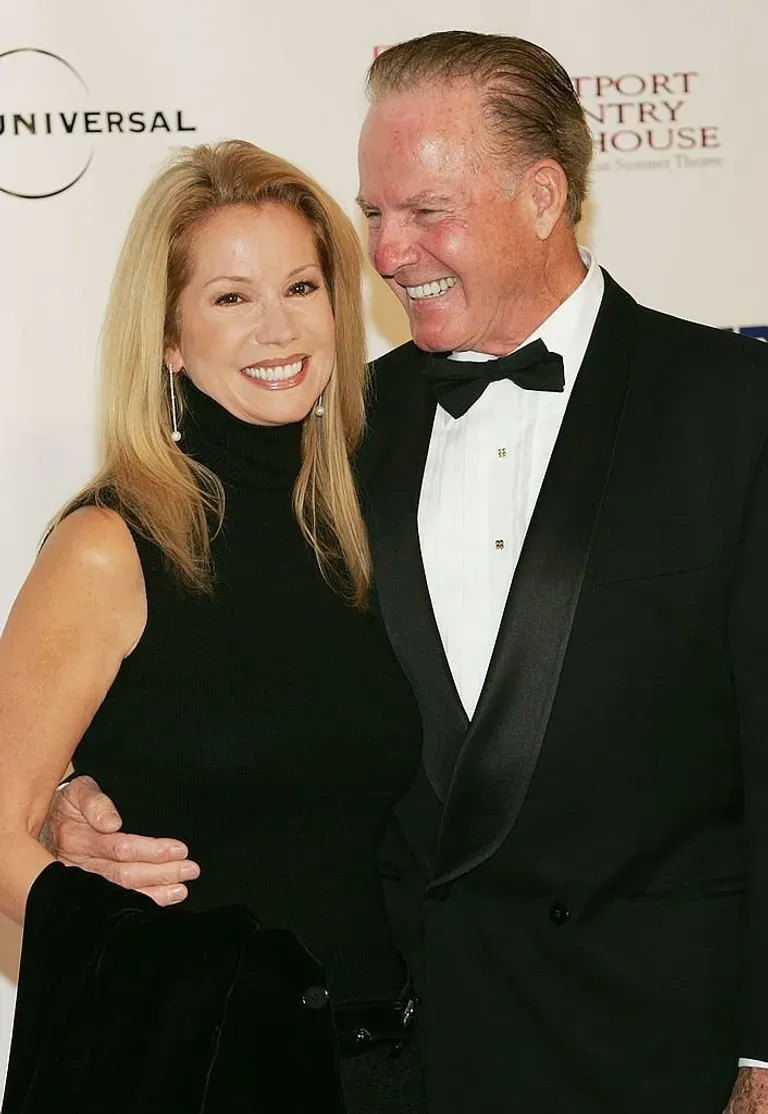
[1,0,766,1088]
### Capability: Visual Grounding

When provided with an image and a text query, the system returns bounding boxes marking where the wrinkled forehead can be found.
[361,82,484,151]
[358,85,486,197]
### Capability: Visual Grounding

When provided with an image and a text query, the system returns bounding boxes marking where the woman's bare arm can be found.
[0,506,146,922]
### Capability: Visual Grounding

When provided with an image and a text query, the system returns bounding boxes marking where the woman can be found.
[0,140,425,1111]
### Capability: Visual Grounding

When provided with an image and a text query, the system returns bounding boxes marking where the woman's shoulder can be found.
[39,507,146,639]
[6,506,147,662]
[44,505,142,582]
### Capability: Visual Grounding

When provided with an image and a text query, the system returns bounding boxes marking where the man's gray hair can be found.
[367,31,593,225]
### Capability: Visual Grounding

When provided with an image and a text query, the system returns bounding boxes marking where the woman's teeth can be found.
[406,276,457,301]
[241,359,304,381]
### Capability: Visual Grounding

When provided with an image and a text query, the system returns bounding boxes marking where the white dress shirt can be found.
[418,248,604,718]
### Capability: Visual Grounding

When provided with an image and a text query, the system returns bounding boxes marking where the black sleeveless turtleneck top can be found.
[74,381,422,1004]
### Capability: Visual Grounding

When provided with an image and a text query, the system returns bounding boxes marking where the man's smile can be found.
[403,276,458,301]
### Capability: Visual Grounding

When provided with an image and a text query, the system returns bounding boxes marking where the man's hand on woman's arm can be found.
[41,774,199,906]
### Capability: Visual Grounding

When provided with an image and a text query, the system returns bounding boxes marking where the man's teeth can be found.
[242,359,304,381]
[406,276,457,300]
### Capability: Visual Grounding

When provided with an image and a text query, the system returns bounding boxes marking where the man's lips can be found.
[398,276,458,302]
[239,356,309,390]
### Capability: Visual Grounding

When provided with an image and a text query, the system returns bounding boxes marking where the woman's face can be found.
[167,202,335,426]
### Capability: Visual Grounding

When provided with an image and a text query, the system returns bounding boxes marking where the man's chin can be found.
[410,325,460,355]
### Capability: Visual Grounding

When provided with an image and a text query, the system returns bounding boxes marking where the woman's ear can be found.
[164,346,183,374]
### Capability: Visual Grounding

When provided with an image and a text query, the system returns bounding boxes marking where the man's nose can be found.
[370,218,418,280]
[254,300,298,348]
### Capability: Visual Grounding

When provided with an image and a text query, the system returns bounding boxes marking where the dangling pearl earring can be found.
[314,392,325,417]
[168,363,182,442]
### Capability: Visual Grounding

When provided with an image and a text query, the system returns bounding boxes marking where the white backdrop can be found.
[1,0,766,1090]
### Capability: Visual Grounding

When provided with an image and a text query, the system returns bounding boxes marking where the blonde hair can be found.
[367,31,592,225]
[52,140,371,605]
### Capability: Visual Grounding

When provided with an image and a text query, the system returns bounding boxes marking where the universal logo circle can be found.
[0,47,196,200]
[0,48,91,199]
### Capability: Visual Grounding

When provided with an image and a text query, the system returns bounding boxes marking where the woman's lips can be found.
[239,356,309,391]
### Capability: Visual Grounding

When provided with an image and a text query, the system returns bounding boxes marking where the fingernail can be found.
[168,844,188,860]
[99,811,121,831]
[168,885,187,903]
[179,863,200,881]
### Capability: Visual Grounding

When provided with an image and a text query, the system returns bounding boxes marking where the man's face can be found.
[358,82,540,355]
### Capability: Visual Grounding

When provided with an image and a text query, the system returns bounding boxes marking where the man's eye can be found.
[214,292,244,306]
[288,280,319,297]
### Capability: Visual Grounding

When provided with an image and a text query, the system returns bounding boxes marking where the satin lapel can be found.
[432,273,636,886]
[365,348,469,787]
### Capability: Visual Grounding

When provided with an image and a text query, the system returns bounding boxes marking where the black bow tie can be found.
[422,338,565,419]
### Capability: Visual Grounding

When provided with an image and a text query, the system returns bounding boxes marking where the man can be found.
[44,31,768,1114]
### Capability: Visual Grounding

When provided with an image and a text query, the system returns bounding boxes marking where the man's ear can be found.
[529,160,569,241]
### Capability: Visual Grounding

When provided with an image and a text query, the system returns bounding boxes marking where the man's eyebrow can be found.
[355,192,453,211]
[403,192,453,207]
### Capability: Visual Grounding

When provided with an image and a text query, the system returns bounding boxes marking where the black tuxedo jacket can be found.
[359,272,768,1114]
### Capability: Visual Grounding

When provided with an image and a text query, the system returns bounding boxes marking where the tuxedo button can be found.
[549,901,570,926]
[426,883,451,903]
[301,985,330,1010]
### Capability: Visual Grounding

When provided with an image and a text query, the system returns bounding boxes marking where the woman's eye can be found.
[214,292,244,306]
[288,280,319,297]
